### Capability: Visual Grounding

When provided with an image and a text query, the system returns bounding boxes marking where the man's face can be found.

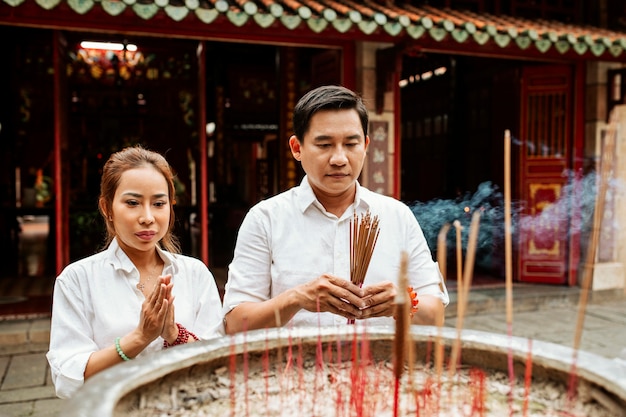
[290,108,369,201]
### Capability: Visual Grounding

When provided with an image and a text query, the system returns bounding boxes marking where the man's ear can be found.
[289,135,302,161]
[364,135,370,151]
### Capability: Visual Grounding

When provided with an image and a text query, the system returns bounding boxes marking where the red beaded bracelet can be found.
[163,323,199,348]
[407,286,419,318]
[394,286,420,320]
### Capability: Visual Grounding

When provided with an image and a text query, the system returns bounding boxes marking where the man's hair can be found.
[292,85,369,141]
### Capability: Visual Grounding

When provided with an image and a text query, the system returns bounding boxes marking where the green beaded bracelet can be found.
[115,337,131,361]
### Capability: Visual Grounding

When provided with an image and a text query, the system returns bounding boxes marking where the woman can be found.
[47,145,224,399]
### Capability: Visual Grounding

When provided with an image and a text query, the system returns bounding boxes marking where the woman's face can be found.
[110,165,170,256]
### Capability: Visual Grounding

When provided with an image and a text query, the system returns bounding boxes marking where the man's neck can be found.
[315,187,356,218]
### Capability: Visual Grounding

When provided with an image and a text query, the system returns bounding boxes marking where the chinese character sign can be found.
[367,121,389,195]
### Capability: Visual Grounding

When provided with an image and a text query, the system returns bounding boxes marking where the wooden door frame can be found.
[517,63,583,285]
[53,30,69,275]
[197,41,209,266]
[569,61,585,286]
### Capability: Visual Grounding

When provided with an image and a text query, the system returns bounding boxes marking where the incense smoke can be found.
[408,170,615,274]
[409,181,506,272]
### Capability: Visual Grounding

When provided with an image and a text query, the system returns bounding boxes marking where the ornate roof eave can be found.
[2,0,626,62]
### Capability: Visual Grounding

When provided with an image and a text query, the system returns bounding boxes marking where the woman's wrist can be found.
[164,323,179,344]
[163,323,198,348]
[114,331,151,361]
[115,337,131,361]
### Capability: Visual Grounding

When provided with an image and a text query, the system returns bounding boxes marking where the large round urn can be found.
[61,326,626,416]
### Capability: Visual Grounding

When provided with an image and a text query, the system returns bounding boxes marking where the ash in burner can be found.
[120,336,615,417]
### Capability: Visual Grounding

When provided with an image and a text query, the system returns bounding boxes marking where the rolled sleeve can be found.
[222,209,272,316]
[46,350,92,399]
[46,275,97,399]
[190,264,225,338]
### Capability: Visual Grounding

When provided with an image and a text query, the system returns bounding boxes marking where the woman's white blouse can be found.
[46,238,224,399]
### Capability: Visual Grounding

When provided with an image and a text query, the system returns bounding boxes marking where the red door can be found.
[517,65,574,284]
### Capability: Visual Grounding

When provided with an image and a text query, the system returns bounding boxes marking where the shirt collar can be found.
[105,237,178,276]
[295,176,318,213]
[295,175,372,215]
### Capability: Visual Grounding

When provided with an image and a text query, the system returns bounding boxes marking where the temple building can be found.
[1,0,626,316]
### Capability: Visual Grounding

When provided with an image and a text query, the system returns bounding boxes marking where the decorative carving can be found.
[528,183,561,256]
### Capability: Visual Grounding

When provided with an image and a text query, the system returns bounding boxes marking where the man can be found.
[223,85,448,334]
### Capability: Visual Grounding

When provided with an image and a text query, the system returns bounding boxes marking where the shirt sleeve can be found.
[403,205,450,306]
[222,207,272,316]
[186,259,225,338]
[46,269,98,399]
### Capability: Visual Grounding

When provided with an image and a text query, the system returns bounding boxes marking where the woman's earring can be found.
[108,216,113,221]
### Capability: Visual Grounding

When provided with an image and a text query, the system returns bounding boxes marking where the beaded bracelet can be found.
[115,337,131,361]
[163,323,199,349]
[407,286,419,318]
[394,287,420,320]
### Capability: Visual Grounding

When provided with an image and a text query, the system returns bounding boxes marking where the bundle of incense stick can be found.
[350,210,380,287]
[348,210,380,325]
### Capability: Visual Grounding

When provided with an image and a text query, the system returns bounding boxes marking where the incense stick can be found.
[461,212,480,311]
[348,210,380,324]
[449,211,481,377]
[349,210,380,286]
[504,129,513,327]
[435,223,450,385]
[393,252,410,417]
[574,113,616,351]
[452,220,464,317]
[569,111,617,399]
[437,223,451,283]
[504,129,516,412]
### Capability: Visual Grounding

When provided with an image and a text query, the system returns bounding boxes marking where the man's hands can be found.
[295,275,399,320]
[293,274,367,320]
[359,281,398,318]
[225,274,442,334]
[357,283,442,325]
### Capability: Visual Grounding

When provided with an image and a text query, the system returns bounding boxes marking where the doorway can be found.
[401,53,581,286]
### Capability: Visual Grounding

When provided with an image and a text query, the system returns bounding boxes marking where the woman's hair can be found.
[292,85,369,141]
[98,145,181,254]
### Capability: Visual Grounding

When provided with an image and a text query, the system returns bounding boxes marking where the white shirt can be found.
[46,238,224,399]
[223,176,449,328]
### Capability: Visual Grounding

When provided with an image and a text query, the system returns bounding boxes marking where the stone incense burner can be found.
[61,326,626,416]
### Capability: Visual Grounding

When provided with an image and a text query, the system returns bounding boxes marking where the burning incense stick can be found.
[437,223,451,283]
[435,223,450,385]
[449,219,464,378]
[452,220,464,318]
[448,211,481,377]
[393,252,410,417]
[504,129,516,411]
[574,113,616,350]
[350,210,380,287]
[504,129,514,328]
[568,111,618,400]
[461,212,480,313]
